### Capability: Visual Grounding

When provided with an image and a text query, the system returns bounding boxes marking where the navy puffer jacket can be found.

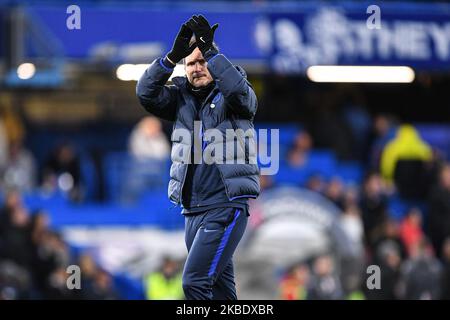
[136,54,260,205]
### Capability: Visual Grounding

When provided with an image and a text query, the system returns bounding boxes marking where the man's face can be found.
[185,47,213,88]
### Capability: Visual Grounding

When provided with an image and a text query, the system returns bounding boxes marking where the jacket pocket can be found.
[201,221,226,245]
[229,116,249,163]
[200,208,237,245]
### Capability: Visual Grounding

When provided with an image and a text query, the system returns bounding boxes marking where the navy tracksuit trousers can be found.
[182,206,248,300]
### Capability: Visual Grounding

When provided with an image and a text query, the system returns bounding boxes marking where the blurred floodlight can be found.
[134,64,150,81]
[116,64,136,81]
[306,66,415,83]
[17,63,36,80]
[117,63,185,81]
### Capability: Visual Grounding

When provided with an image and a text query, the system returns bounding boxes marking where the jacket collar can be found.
[171,76,187,87]
[172,76,219,103]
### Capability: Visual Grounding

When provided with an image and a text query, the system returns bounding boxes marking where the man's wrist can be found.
[162,55,176,69]
[203,47,219,61]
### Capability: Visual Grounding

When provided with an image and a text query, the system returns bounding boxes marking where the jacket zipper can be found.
[177,88,218,205]
[203,89,234,201]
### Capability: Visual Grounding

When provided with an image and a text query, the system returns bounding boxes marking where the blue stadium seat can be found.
[275,165,307,186]
[23,190,71,213]
[113,273,145,300]
[79,151,99,201]
[306,150,337,179]
[335,161,364,185]
[255,122,302,147]
[387,195,427,222]
[274,149,337,186]
[416,125,450,160]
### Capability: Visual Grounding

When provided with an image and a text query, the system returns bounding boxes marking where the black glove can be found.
[186,15,219,57]
[165,23,196,66]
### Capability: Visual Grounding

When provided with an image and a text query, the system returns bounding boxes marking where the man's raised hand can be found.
[166,23,197,66]
[186,15,219,57]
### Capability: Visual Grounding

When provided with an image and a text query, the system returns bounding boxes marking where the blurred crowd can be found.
[0,106,172,299]
[0,190,120,299]
[1,101,450,299]
[0,105,84,202]
[274,115,450,300]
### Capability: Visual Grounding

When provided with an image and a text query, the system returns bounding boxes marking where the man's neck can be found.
[187,81,215,103]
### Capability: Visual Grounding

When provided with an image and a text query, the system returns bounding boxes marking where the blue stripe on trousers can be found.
[208,209,241,277]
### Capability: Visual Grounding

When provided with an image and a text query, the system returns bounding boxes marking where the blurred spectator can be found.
[324,177,344,209]
[440,238,450,300]
[27,210,53,296]
[121,117,170,203]
[341,93,371,161]
[373,219,407,262]
[365,240,402,300]
[0,191,32,269]
[345,276,365,300]
[368,219,406,299]
[41,142,83,202]
[369,114,397,169]
[279,263,309,300]
[144,256,183,300]
[0,189,23,235]
[78,253,98,298]
[84,269,119,300]
[71,252,119,300]
[305,173,325,194]
[287,131,312,167]
[428,164,450,258]
[45,267,77,300]
[366,219,406,299]
[339,190,365,298]
[398,238,442,300]
[0,104,25,149]
[306,255,344,300]
[0,260,32,300]
[340,189,364,253]
[0,140,37,193]
[359,172,389,246]
[0,115,7,170]
[29,210,50,248]
[32,231,71,298]
[0,104,29,192]
[0,104,26,169]
[380,124,432,179]
[400,208,425,257]
[380,125,432,198]
[129,116,170,161]
[0,190,35,299]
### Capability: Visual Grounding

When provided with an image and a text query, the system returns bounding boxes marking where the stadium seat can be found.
[336,161,363,185]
